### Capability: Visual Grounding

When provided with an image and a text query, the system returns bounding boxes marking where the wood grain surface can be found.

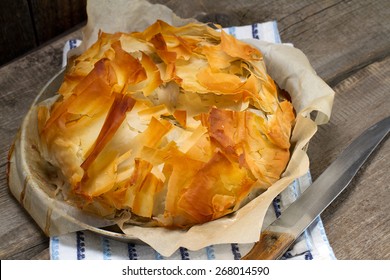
[29,0,87,44]
[0,0,86,66]
[316,57,390,259]
[0,0,389,260]
[0,0,36,66]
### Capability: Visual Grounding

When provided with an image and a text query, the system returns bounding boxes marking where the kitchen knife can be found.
[242,116,390,260]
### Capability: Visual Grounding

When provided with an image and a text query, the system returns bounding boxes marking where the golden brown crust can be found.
[38,20,295,228]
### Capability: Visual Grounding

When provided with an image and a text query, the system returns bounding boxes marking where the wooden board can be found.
[29,0,87,44]
[0,0,86,66]
[312,57,390,259]
[0,0,36,65]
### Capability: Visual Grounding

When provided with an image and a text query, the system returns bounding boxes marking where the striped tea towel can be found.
[52,20,336,260]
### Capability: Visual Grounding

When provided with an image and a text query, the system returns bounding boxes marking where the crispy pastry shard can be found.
[38,20,295,228]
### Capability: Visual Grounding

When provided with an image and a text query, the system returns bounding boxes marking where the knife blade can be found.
[242,116,390,260]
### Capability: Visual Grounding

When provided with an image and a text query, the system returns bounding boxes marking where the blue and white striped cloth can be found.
[52,21,336,260]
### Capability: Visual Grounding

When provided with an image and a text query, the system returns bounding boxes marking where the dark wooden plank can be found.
[151,0,390,85]
[0,0,37,65]
[28,0,87,44]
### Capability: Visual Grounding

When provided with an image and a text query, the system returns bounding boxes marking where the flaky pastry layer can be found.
[38,20,295,228]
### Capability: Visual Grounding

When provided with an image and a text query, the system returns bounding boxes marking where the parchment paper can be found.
[8,0,334,257]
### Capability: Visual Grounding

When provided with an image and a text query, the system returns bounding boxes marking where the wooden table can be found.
[1,0,389,260]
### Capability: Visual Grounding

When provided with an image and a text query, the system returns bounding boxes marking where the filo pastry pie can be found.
[37,20,295,228]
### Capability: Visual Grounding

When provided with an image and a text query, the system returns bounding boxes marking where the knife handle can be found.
[242,230,296,260]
